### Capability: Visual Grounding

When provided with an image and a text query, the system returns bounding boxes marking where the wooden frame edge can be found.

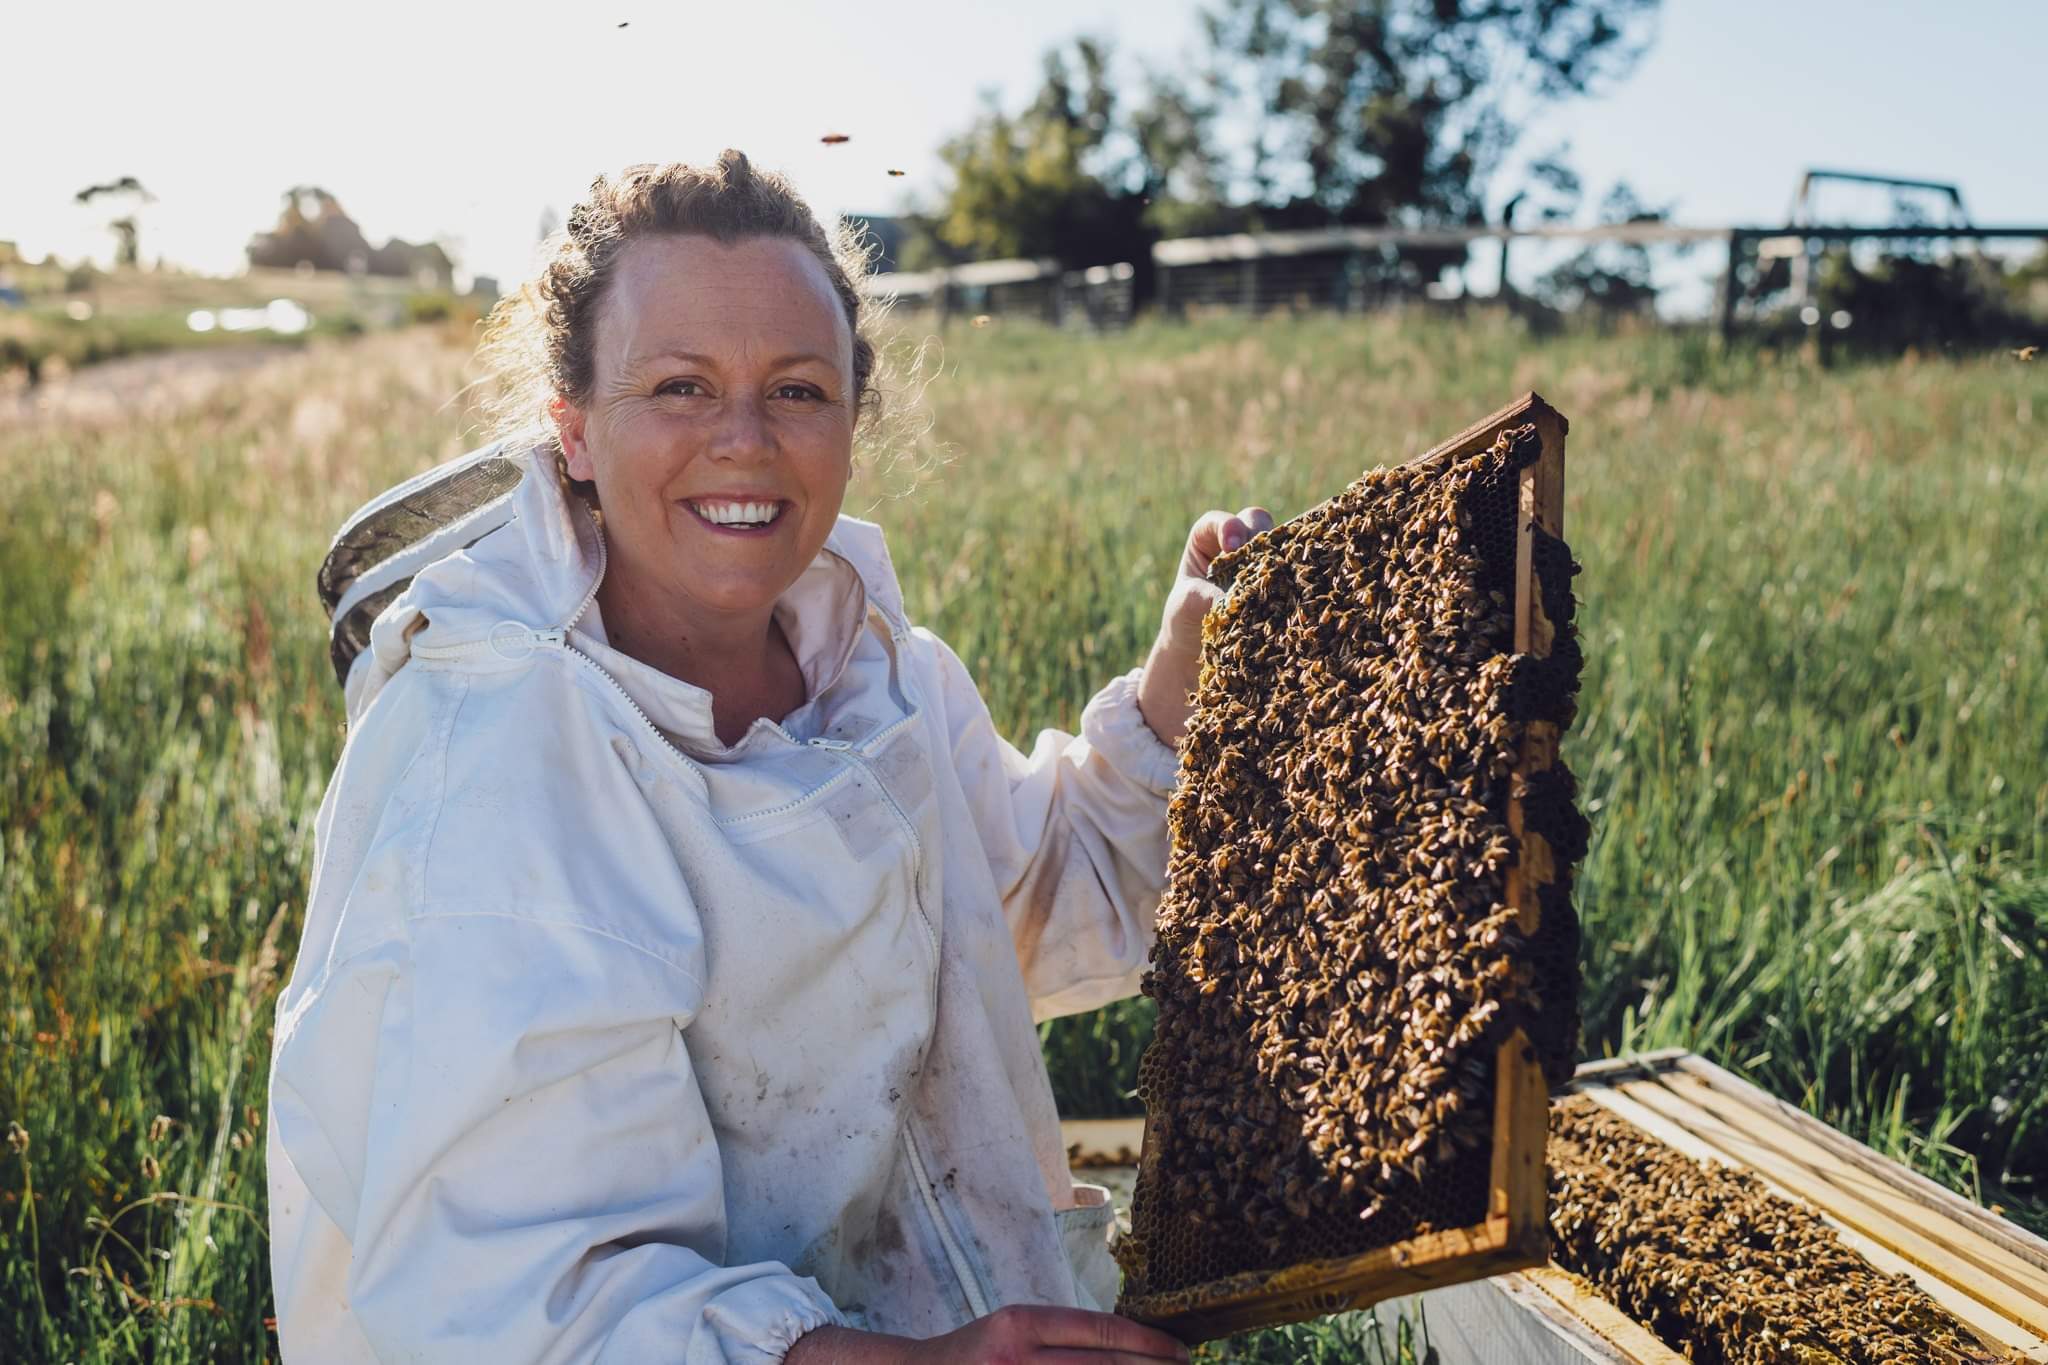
[1492,1028,1550,1253]
[1513,1267,1689,1364]
[1670,1053,2048,1270]
[1413,391,1568,470]
[1122,1028,1549,1341]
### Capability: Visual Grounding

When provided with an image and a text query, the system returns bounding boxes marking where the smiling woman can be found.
[266,151,1267,1364]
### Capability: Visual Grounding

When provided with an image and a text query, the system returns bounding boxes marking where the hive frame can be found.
[1119,392,1570,1342]
[1341,1051,2048,1361]
[1565,1051,2048,1360]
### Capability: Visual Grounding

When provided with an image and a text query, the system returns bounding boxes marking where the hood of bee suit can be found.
[325,438,909,727]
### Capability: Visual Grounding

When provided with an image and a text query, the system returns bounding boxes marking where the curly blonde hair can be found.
[476,151,891,485]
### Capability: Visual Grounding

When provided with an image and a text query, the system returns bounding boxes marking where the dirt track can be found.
[1,343,296,432]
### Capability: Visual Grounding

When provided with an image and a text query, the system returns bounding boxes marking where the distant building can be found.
[247,187,454,288]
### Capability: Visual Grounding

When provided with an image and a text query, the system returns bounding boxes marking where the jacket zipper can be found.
[547,519,715,791]
[532,630,710,794]
[716,694,920,830]
[413,511,713,793]
[419,628,716,799]
[902,1117,993,1320]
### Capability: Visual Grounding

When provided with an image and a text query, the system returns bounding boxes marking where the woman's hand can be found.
[1136,505,1275,749]
[786,1306,1190,1363]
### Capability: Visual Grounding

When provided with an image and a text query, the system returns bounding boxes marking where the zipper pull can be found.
[811,737,854,752]
[487,622,564,660]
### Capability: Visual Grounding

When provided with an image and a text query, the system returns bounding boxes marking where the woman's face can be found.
[555,233,856,627]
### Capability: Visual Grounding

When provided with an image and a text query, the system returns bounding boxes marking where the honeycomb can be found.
[1116,423,1588,1308]
[1549,1097,2007,1364]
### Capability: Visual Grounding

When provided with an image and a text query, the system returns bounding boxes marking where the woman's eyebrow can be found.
[634,348,839,371]
[765,351,840,370]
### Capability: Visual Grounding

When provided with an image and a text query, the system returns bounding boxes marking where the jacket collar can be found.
[351,441,911,729]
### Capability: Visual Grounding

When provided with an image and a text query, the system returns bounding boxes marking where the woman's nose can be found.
[708,393,775,462]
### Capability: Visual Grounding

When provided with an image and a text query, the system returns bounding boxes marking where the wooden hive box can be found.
[1418,1052,2048,1363]
[1114,393,1576,1342]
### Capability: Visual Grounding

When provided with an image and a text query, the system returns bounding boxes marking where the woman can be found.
[268,151,1271,1363]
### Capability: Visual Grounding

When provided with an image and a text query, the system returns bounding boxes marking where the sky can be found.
[8,0,2045,300]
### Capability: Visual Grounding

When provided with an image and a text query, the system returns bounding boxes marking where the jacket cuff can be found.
[699,1274,846,1364]
[1082,667,1183,798]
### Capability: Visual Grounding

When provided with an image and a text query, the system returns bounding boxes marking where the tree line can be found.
[897,0,1663,302]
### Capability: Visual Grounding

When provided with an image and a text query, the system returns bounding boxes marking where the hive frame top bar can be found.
[1574,1050,2048,1275]
[1258,391,1569,541]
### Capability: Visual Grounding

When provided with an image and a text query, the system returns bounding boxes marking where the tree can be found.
[917,3,1660,295]
[927,38,1147,268]
[1197,0,1659,231]
[74,176,155,267]
[911,35,1257,280]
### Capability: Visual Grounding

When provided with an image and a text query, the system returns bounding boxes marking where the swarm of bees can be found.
[1549,1098,2002,1363]
[1116,422,1588,1303]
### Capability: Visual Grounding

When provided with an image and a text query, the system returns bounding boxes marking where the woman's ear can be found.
[550,397,596,482]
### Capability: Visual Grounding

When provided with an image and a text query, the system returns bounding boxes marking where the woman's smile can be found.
[682,495,790,534]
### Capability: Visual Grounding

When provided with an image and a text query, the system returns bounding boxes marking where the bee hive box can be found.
[1115,394,1587,1341]
[1417,1053,2048,1363]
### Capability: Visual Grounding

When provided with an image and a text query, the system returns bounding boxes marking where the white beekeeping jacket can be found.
[267,440,1178,1362]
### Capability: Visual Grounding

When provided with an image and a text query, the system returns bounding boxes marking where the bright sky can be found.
[9,0,2044,293]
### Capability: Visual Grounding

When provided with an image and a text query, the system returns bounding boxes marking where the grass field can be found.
[2,313,2044,1360]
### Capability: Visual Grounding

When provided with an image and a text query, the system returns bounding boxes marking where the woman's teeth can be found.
[689,500,782,527]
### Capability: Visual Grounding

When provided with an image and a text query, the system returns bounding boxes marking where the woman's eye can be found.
[775,383,822,401]
[657,379,702,397]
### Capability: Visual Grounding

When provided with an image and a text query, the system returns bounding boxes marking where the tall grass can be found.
[1,314,2042,1359]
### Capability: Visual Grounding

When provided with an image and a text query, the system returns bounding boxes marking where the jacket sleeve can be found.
[269,904,843,1364]
[917,628,1181,1020]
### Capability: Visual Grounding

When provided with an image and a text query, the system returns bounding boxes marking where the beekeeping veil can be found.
[317,440,528,692]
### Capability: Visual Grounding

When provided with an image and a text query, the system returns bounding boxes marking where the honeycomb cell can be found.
[1118,423,1589,1306]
